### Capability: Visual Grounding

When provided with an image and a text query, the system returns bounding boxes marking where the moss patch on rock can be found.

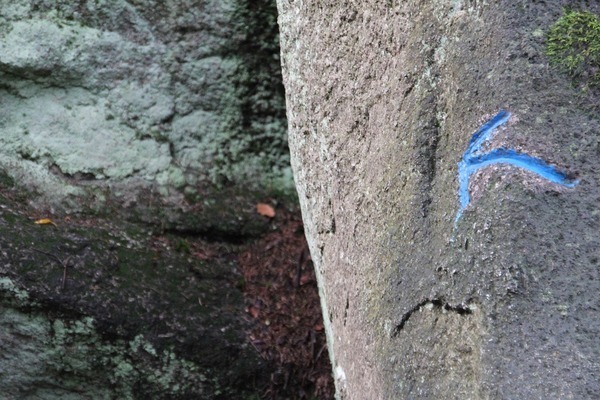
[546,9,600,88]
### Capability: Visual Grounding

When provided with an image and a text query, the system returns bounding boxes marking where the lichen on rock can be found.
[0,298,213,399]
[0,0,292,226]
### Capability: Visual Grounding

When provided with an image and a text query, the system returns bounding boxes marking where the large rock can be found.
[0,1,290,397]
[0,0,290,231]
[0,172,268,398]
[277,1,599,399]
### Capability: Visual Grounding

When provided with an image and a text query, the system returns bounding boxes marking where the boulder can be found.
[277,1,600,398]
[0,0,290,233]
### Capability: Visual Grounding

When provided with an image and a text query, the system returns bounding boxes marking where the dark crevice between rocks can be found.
[236,208,335,399]
[1,172,333,398]
[196,0,290,187]
[392,299,473,337]
[49,163,101,182]
[162,227,255,245]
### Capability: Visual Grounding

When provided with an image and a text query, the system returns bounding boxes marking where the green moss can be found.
[546,9,600,87]
[175,238,191,254]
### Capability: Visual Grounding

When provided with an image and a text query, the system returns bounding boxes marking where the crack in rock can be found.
[392,299,473,337]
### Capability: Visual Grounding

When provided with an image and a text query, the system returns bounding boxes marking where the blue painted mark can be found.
[455,110,578,225]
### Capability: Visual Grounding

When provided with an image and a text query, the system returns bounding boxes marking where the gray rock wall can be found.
[278,0,599,399]
[0,0,290,216]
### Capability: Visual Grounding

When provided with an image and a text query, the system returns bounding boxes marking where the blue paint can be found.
[455,110,578,225]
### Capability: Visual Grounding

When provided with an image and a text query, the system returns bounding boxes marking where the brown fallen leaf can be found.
[34,218,58,227]
[256,203,276,218]
[247,305,260,319]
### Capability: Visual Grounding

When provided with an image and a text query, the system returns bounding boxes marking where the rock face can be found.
[0,172,269,399]
[0,1,291,398]
[0,0,290,226]
[277,1,599,399]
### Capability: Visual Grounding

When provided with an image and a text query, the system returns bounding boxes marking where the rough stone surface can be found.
[0,0,290,228]
[0,175,269,399]
[277,1,599,399]
[0,2,302,398]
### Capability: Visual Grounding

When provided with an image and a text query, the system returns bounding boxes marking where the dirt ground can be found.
[236,207,335,399]
[155,202,336,399]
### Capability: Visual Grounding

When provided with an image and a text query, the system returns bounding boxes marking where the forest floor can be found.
[151,203,335,399]
[235,205,335,399]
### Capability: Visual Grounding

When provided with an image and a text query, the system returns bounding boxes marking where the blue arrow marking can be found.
[455,110,578,225]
